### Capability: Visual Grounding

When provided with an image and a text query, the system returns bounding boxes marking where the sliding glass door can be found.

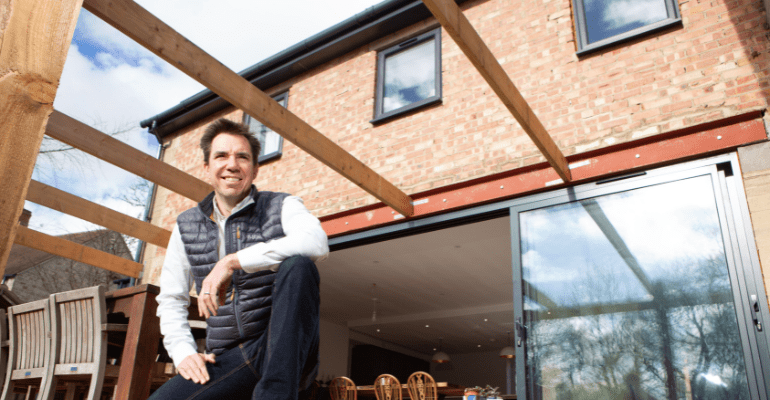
[511,160,769,399]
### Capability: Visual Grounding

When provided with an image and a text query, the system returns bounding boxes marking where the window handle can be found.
[750,294,763,332]
[515,317,527,347]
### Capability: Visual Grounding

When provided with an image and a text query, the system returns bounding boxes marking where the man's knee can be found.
[277,256,319,286]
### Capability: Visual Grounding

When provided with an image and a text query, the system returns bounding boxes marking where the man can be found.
[150,118,328,400]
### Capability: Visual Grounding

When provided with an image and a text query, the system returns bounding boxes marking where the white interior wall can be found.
[319,319,350,380]
[430,350,513,394]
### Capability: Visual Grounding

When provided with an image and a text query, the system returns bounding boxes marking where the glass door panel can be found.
[518,174,752,399]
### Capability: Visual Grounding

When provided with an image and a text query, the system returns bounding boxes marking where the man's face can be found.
[204,132,258,206]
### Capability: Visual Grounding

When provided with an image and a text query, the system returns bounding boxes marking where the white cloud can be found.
[383,41,437,112]
[590,0,668,30]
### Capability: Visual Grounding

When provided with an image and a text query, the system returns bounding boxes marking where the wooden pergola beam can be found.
[82,0,415,217]
[46,110,212,203]
[0,0,85,276]
[421,0,571,183]
[13,226,144,278]
[26,180,172,249]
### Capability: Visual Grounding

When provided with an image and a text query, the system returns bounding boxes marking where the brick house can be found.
[139,0,770,397]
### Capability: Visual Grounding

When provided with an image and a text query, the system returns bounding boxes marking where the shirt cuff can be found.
[236,243,272,273]
[170,343,199,368]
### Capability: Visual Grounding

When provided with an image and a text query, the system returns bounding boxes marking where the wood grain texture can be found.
[82,0,414,217]
[13,226,143,278]
[26,180,172,248]
[0,0,84,278]
[743,167,770,306]
[113,289,160,400]
[420,0,571,182]
[45,110,212,203]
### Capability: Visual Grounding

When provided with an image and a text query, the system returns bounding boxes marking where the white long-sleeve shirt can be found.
[156,194,329,366]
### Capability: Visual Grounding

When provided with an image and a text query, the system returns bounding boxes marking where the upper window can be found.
[244,92,288,163]
[573,0,681,55]
[372,28,442,123]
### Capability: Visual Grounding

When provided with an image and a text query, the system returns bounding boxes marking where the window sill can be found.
[576,18,682,57]
[370,97,442,125]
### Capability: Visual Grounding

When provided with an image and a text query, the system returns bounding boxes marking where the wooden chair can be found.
[0,310,8,396]
[329,376,357,400]
[374,374,402,400]
[45,286,124,400]
[0,298,54,400]
[407,371,438,400]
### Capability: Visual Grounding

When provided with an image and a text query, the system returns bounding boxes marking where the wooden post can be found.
[421,0,572,182]
[83,0,415,217]
[0,0,84,275]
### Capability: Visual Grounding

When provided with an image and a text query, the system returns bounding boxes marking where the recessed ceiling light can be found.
[376,329,381,333]
[484,318,488,322]
[425,324,430,328]
[477,345,482,348]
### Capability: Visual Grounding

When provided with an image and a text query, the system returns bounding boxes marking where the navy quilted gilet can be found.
[176,188,289,354]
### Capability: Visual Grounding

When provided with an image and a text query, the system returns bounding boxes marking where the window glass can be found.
[584,0,668,44]
[519,175,752,399]
[245,92,287,163]
[383,40,436,114]
[373,28,441,122]
[574,0,680,54]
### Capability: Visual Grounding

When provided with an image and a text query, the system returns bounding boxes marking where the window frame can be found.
[328,153,770,399]
[243,91,288,163]
[371,28,442,124]
[572,0,682,55]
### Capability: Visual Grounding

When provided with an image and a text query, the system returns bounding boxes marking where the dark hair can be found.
[200,118,261,165]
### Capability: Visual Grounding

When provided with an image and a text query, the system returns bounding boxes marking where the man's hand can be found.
[199,254,242,319]
[177,353,216,384]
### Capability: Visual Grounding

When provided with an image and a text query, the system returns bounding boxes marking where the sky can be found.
[520,175,728,308]
[26,0,384,242]
[583,0,669,44]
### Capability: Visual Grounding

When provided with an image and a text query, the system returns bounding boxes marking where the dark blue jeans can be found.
[149,256,320,400]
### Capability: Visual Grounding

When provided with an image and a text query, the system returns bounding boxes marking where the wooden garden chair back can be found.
[0,298,54,400]
[46,286,122,400]
[0,310,8,395]
[374,374,402,400]
[407,371,438,400]
[329,376,357,400]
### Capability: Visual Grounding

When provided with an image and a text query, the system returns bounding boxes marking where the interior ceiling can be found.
[319,216,515,357]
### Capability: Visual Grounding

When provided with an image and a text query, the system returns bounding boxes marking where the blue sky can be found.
[26,0,384,239]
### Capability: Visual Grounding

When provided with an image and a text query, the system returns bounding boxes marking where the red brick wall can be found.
[141,0,770,283]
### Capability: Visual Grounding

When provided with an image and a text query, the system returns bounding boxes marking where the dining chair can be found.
[329,376,357,400]
[374,374,402,400]
[44,286,126,400]
[0,298,54,400]
[407,371,438,400]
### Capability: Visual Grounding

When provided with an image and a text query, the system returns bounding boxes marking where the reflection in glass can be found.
[382,39,436,114]
[520,176,750,399]
[247,94,287,159]
[583,0,668,44]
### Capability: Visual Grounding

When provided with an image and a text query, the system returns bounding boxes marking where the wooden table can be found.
[356,382,466,398]
[105,284,161,400]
